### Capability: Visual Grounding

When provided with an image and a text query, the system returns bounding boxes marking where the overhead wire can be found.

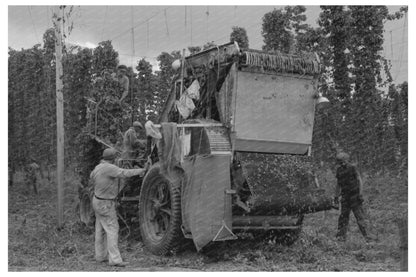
[184,6,187,28]
[46,6,50,29]
[109,7,170,41]
[190,6,193,45]
[100,6,108,41]
[28,6,41,44]
[164,9,170,38]
[393,12,407,82]
[147,20,149,49]
[102,6,406,83]
[130,6,135,66]
[206,6,209,41]
[390,30,393,58]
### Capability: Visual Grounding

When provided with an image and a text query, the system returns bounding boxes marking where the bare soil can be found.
[8,170,407,271]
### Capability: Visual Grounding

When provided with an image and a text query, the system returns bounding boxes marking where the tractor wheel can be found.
[138,164,183,255]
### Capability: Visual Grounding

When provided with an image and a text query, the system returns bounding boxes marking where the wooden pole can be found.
[178,49,186,123]
[54,6,64,228]
[397,217,408,271]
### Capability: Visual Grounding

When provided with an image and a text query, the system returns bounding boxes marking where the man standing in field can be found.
[24,160,41,194]
[114,65,129,103]
[334,152,376,242]
[90,148,147,267]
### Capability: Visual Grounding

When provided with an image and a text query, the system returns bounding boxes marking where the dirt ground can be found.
[8,170,407,271]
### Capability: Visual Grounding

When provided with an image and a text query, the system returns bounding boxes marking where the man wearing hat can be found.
[122,121,145,162]
[115,65,129,103]
[334,152,375,242]
[90,148,147,267]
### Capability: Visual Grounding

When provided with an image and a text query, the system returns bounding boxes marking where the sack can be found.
[186,79,200,100]
[145,120,162,139]
[176,94,195,119]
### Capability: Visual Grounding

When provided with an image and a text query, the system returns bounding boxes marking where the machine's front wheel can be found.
[139,165,182,255]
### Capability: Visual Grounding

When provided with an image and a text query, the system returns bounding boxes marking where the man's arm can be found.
[334,170,341,204]
[117,167,146,178]
[106,164,146,178]
[355,167,363,195]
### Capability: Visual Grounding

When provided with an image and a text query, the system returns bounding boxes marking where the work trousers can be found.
[336,199,369,240]
[92,197,122,265]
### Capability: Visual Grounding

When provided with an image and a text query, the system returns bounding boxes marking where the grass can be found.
[8,169,407,271]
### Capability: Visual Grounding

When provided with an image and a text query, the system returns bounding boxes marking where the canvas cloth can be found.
[158,123,181,176]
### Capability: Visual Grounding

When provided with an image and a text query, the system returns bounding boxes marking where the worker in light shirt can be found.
[90,148,148,267]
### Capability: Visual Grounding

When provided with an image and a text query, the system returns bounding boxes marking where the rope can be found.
[164,9,170,38]
[110,7,169,41]
[100,6,108,41]
[394,12,407,82]
[28,6,41,44]
[146,20,149,49]
[190,6,193,45]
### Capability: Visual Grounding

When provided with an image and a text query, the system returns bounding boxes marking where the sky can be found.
[8,5,408,84]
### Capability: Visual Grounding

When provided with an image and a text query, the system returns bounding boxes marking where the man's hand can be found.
[143,161,151,171]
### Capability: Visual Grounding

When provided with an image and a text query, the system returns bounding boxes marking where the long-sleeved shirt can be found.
[335,163,363,203]
[90,160,144,200]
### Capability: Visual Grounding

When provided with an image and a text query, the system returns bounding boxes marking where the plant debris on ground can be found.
[8,169,406,271]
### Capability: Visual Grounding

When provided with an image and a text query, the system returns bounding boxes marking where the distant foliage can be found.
[312,5,408,172]
[91,40,119,75]
[8,6,407,177]
[230,26,249,49]
[261,6,308,53]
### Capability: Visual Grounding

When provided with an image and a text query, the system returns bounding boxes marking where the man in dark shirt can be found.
[91,148,146,267]
[122,121,145,162]
[25,161,40,194]
[334,152,375,242]
[113,65,129,103]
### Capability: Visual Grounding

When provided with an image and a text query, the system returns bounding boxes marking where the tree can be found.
[63,46,93,164]
[187,46,201,55]
[8,45,48,169]
[314,5,407,171]
[261,6,307,53]
[294,25,322,53]
[319,6,352,102]
[91,40,119,75]
[230,26,249,49]
[154,50,182,116]
[390,81,408,164]
[135,58,157,121]
[202,41,217,51]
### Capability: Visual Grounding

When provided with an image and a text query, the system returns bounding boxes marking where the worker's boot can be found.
[110,261,129,267]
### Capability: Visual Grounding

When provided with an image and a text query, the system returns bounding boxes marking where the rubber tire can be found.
[138,164,183,255]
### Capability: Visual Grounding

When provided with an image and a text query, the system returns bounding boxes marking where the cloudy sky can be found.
[8,5,408,84]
